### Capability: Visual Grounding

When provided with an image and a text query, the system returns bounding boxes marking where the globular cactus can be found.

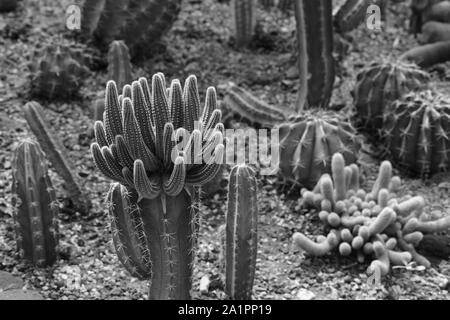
[231,0,257,47]
[91,73,225,300]
[81,0,182,59]
[23,102,90,214]
[0,0,18,12]
[225,164,258,300]
[11,139,59,267]
[222,84,289,128]
[353,60,430,135]
[107,40,133,90]
[382,90,450,177]
[334,0,370,33]
[294,0,334,110]
[30,44,88,100]
[400,40,450,68]
[277,113,361,189]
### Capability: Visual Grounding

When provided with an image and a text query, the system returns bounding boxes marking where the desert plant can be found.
[421,21,450,43]
[231,0,257,47]
[225,164,258,300]
[92,73,225,299]
[11,139,59,267]
[382,90,450,177]
[410,0,449,33]
[400,40,450,67]
[334,0,370,33]
[294,0,334,110]
[23,102,90,214]
[0,0,18,12]
[107,40,133,89]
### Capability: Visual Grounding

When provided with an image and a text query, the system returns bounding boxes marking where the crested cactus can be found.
[353,60,430,135]
[400,40,450,68]
[81,0,182,59]
[225,164,258,300]
[277,113,361,189]
[30,44,88,100]
[107,40,133,90]
[382,90,450,177]
[334,0,370,33]
[231,0,257,47]
[23,102,90,214]
[294,0,334,110]
[91,73,225,300]
[0,0,18,12]
[11,139,58,267]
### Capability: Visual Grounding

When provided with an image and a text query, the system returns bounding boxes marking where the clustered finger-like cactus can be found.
[225,164,258,300]
[410,0,448,34]
[231,0,257,48]
[353,60,430,135]
[382,90,450,177]
[222,84,289,128]
[400,40,450,67]
[0,0,18,12]
[295,152,450,282]
[294,0,334,110]
[334,0,370,33]
[92,73,225,299]
[30,44,88,100]
[107,40,133,90]
[81,0,182,59]
[277,113,361,189]
[11,139,59,267]
[23,102,90,214]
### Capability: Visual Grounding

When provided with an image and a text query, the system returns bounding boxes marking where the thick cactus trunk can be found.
[232,0,257,48]
[225,165,258,300]
[294,0,334,110]
[12,140,58,267]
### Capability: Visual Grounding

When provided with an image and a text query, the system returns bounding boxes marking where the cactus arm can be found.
[183,75,202,132]
[400,41,450,68]
[133,160,161,200]
[104,81,124,144]
[331,153,346,201]
[151,73,171,158]
[334,0,370,33]
[293,232,338,256]
[132,81,156,154]
[169,79,184,130]
[94,121,109,147]
[107,40,133,89]
[163,157,186,196]
[368,207,396,236]
[232,0,257,47]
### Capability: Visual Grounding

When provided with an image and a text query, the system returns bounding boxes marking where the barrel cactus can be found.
[382,90,450,177]
[92,73,224,299]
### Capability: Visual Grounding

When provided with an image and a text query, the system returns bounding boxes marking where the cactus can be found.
[30,44,88,100]
[294,0,334,110]
[334,0,370,33]
[81,0,182,59]
[382,90,450,177]
[421,21,450,43]
[277,113,361,189]
[353,60,430,135]
[231,0,257,47]
[11,139,58,267]
[222,84,289,127]
[92,73,225,299]
[107,40,133,90]
[225,164,258,300]
[400,40,450,67]
[410,0,448,33]
[87,98,105,138]
[0,0,18,12]
[23,102,90,214]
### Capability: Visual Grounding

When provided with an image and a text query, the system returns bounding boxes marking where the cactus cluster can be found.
[107,40,133,90]
[353,60,430,135]
[23,102,90,214]
[295,153,450,281]
[277,113,361,189]
[225,164,258,300]
[30,44,88,100]
[11,139,59,267]
[0,0,18,12]
[382,90,450,177]
[231,0,257,47]
[334,0,370,33]
[81,0,182,58]
[92,73,225,299]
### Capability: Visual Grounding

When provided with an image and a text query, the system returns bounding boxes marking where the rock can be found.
[0,271,23,291]
[0,289,43,300]
[295,288,316,300]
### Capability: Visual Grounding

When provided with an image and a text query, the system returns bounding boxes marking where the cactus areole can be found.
[92,73,224,299]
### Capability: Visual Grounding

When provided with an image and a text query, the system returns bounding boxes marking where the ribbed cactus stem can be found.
[107,40,133,89]
[331,153,346,201]
[11,139,58,267]
[334,0,370,33]
[225,164,258,300]
[232,0,257,47]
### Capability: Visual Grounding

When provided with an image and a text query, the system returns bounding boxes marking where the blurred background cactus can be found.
[231,0,257,47]
[107,40,133,90]
[0,0,18,12]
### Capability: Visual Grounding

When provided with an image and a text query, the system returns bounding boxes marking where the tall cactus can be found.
[92,73,225,299]
[23,102,90,214]
[107,40,133,90]
[232,0,257,47]
[11,139,58,267]
[225,164,258,300]
[294,0,334,110]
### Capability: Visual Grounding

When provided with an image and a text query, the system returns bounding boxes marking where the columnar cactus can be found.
[353,60,430,135]
[107,40,133,90]
[11,139,59,267]
[0,0,18,12]
[382,90,450,177]
[400,40,450,68]
[294,0,334,110]
[231,0,257,47]
[81,0,182,58]
[334,0,370,33]
[30,44,88,100]
[92,73,225,299]
[23,102,90,214]
[277,113,361,189]
[225,164,258,300]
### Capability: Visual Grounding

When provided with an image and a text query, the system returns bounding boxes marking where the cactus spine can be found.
[294,0,334,110]
[225,164,258,300]
[11,139,58,267]
[23,102,90,214]
[232,0,257,47]
[107,40,133,89]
